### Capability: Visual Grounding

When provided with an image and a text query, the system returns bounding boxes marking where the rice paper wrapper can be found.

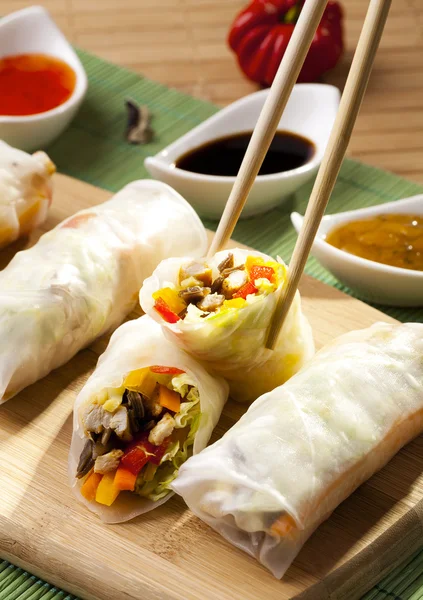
[172,322,423,578]
[69,315,228,523]
[140,248,314,402]
[0,140,55,248]
[0,179,207,403]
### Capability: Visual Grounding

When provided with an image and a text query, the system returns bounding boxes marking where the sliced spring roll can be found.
[140,248,314,402]
[69,315,228,522]
[172,322,423,578]
[0,180,207,404]
[0,140,55,248]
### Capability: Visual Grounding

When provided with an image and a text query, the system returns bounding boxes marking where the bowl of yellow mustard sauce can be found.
[291,195,423,307]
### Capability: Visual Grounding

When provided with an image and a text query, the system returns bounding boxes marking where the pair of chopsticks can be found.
[208,0,391,349]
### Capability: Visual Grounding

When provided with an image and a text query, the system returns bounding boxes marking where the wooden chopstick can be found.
[207,0,329,257]
[266,0,392,350]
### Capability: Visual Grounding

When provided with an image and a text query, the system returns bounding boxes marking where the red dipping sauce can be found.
[0,53,76,116]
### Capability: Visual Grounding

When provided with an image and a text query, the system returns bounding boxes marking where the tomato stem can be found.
[283,4,301,24]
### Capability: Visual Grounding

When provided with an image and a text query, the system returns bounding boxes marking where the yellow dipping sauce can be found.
[326,214,423,271]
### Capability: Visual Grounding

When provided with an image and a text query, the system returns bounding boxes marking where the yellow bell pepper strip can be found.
[153,287,186,314]
[154,297,181,323]
[249,264,275,283]
[114,466,137,492]
[150,366,185,375]
[124,367,157,397]
[223,298,247,310]
[80,471,103,502]
[232,281,258,300]
[95,471,121,506]
[157,384,181,413]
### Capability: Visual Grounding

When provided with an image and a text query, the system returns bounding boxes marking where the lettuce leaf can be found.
[168,372,195,398]
[135,381,201,501]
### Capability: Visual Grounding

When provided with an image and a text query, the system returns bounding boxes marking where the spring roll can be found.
[0,180,207,404]
[172,322,423,578]
[69,315,228,522]
[0,140,55,248]
[140,248,314,402]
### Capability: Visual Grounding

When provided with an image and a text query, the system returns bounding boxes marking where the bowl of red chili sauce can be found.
[0,6,87,151]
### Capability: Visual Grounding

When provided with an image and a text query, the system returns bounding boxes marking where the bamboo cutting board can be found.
[1,174,422,600]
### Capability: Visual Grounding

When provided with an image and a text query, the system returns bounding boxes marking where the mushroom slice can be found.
[179,286,210,305]
[144,385,163,418]
[76,439,94,479]
[210,276,224,294]
[126,390,145,420]
[221,264,246,277]
[218,253,234,272]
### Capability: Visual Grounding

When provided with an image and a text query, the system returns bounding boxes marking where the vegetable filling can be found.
[77,366,201,506]
[153,253,284,323]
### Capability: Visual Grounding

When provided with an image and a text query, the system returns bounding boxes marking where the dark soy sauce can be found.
[174,130,315,176]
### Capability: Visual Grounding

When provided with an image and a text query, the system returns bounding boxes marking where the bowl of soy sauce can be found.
[145,85,340,219]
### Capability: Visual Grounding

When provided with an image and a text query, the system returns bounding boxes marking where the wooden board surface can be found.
[3,173,423,600]
[1,0,422,184]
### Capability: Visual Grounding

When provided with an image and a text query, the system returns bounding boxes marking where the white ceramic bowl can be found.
[145,84,340,219]
[0,6,88,152]
[291,195,423,307]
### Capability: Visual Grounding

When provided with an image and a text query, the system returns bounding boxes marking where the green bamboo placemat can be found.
[2,48,423,600]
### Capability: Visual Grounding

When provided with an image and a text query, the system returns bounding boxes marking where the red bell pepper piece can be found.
[150,366,185,375]
[120,432,170,475]
[120,444,151,475]
[228,0,343,85]
[154,297,181,323]
[249,265,275,283]
[149,438,170,465]
[232,281,258,299]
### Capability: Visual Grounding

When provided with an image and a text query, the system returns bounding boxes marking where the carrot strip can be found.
[80,471,103,502]
[114,467,137,492]
[270,514,297,538]
[158,384,181,412]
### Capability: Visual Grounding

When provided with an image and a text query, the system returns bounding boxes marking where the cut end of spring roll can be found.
[69,315,228,523]
[0,140,56,248]
[139,248,315,402]
[172,322,423,578]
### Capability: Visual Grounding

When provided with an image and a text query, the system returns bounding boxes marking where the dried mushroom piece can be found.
[144,384,163,418]
[220,264,246,277]
[179,286,210,304]
[210,276,224,294]
[76,439,94,479]
[218,253,234,272]
[125,99,153,145]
